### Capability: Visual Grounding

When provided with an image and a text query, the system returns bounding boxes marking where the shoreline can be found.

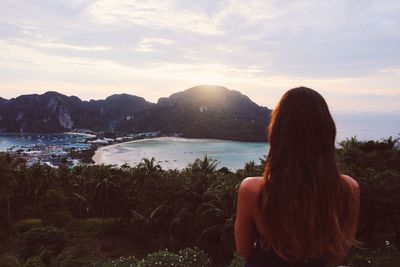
[92,137,269,169]
[92,136,269,163]
[0,131,94,136]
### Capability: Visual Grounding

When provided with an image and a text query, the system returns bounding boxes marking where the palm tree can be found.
[0,154,21,236]
[72,193,87,226]
[244,160,256,174]
[188,155,219,175]
[28,161,53,209]
[164,168,180,177]
[339,136,359,154]
[169,206,196,242]
[138,157,163,176]
[196,184,237,249]
[70,173,88,223]
[129,201,171,239]
[382,136,400,150]
[86,165,120,223]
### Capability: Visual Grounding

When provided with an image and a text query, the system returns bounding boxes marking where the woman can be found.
[235,87,360,267]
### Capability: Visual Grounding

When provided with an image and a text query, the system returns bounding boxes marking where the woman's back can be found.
[236,175,359,266]
[234,87,360,266]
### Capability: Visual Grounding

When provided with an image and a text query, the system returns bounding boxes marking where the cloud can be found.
[87,0,222,35]
[137,37,175,53]
[34,41,109,51]
[0,0,399,111]
[379,68,400,76]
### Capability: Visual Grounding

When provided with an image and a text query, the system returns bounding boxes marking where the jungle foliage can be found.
[0,137,399,266]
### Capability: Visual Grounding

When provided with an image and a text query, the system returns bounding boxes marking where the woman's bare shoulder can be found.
[238,177,264,214]
[341,174,360,195]
[239,177,265,195]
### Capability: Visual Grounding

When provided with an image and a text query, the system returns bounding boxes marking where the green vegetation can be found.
[0,137,399,266]
[0,87,270,141]
[68,146,98,164]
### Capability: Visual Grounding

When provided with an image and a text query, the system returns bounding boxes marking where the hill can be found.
[0,91,153,133]
[135,85,270,141]
[0,85,271,141]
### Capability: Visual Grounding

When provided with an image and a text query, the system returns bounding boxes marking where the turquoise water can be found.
[0,133,91,151]
[94,137,269,170]
[94,112,400,170]
[1,112,398,169]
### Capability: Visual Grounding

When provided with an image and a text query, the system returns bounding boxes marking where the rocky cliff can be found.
[0,86,271,141]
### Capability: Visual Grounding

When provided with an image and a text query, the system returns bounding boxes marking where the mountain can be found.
[135,85,271,141]
[0,91,153,133]
[0,85,271,141]
[84,94,154,132]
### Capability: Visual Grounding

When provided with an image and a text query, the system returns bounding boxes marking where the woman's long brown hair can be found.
[261,87,357,261]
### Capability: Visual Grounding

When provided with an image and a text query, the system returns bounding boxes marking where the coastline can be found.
[92,137,168,164]
[92,136,268,164]
[0,132,93,167]
[92,142,124,164]
[63,131,97,138]
[92,137,269,170]
[0,131,94,137]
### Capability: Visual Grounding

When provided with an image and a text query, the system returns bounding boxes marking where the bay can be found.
[93,137,269,170]
[0,133,91,152]
[93,112,400,170]
[1,112,398,170]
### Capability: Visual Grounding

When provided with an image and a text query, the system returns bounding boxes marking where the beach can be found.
[92,137,269,170]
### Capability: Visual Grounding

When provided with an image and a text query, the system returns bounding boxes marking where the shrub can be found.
[23,256,45,267]
[347,242,399,267]
[0,256,21,267]
[176,247,212,267]
[228,253,245,267]
[18,226,68,261]
[36,190,73,227]
[54,244,95,267]
[93,256,139,267]
[13,219,43,234]
[137,250,179,267]
[72,218,119,236]
[136,247,211,267]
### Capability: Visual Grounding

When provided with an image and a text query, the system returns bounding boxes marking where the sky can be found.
[0,0,399,112]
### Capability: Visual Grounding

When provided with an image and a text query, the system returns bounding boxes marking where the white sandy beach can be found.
[92,137,269,170]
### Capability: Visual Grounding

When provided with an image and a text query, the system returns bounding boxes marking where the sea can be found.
[93,137,269,170]
[333,112,400,142]
[0,133,91,152]
[0,112,399,170]
[92,112,400,170]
